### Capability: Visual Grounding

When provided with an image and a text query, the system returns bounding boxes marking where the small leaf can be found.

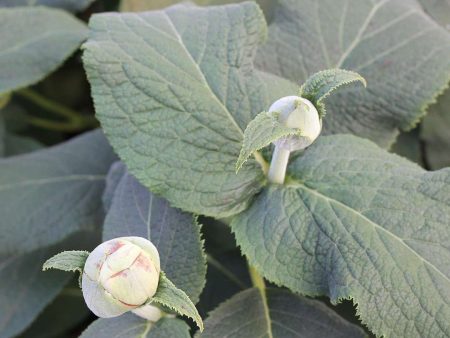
[299,69,366,118]
[151,273,203,331]
[43,250,89,273]
[236,111,301,172]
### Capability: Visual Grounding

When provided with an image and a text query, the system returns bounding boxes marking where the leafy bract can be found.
[232,134,450,337]
[103,162,206,303]
[0,0,97,12]
[421,90,450,169]
[299,69,366,118]
[151,273,203,331]
[0,7,87,95]
[80,313,190,338]
[0,130,116,255]
[43,250,89,274]
[199,288,364,338]
[236,111,301,173]
[255,0,450,147]
[83,3,296,217]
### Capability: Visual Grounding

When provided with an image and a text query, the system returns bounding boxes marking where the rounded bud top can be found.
[269,96,321,151]
[82,237,160,318]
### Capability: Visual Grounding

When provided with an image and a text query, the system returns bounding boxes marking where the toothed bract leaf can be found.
[43,250,89,273]
[299,69,366,118]
[82,3,296,218]
[199,288,365,338]
[236,111,302,172]
[151,273,203,331]
[232,134,450,338]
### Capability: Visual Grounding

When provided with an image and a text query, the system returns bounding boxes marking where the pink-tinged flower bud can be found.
[81,237,160,318]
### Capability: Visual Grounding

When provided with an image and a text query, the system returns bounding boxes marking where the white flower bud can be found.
[269,95,321,151]
[82,237,160,318]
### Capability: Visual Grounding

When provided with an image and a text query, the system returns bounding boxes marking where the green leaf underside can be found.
[299,69,366,118]
[103,162,206,303]
[421,89,450,169]
[232,134,450,338]
[418,0,450,26]
[255,0,450,147]
[199,288,365,338]
[236,111,302,172]
[83,3,297,218]
[0,0,98,12]
[42,250,89,273]
[0,7,87,94]
[80,314,190,338]
[0,130,116,255]
[151,273,203,331]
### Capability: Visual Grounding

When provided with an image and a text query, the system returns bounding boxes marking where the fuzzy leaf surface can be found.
[83,3,297,217]
[236,111,301,172]
[0,7,87,94]
[199,288,365,338]
[43,250,89,273]
[232,134,450,337]
[103,162,206,303]
[151,273,203,331]
[256,0,450,147]
[299,69,366,118]
[80,314,190,338]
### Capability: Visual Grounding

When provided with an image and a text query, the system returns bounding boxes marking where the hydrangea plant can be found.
[1,1,450,338]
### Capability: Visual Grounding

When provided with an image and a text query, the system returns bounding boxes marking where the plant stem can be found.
[207,254,247,289]
[15,88,98,132]
[248,264,265,292]
[267,146,290,184]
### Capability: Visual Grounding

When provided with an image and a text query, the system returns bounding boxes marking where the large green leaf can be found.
[103,162,206,303]
[0,246,70,338]
[83,3,297,217]
[418,0,450,26]
[0,7,87,95]
[0,0,97,12]
[80,314,190,338]
[255,0,450,147]
[199,288,365,338]
[0,130,116,255]
[232,134,450,337]
[421,90,450,169]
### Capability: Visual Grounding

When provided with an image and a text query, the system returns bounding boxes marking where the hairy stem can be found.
[267,146,290,184]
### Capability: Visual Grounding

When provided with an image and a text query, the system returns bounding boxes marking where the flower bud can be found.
[81,237,160,318]
[269,96,321,151]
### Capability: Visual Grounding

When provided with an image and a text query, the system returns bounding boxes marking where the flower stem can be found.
[267,146,290,184]
[248,264,265,291]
